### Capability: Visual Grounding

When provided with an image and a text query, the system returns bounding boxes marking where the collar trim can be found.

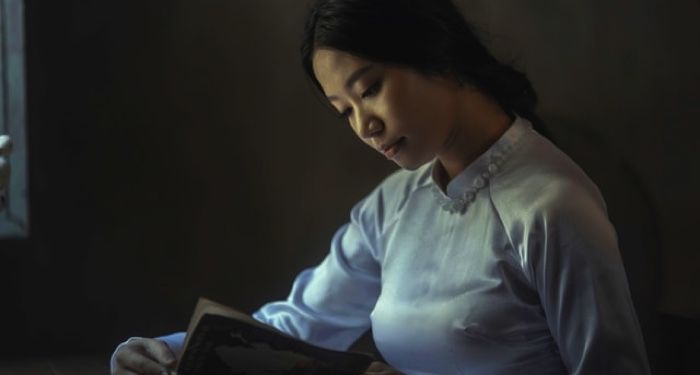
[429,115,532,214]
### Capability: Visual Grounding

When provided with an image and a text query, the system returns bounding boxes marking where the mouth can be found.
[379,137,406,159]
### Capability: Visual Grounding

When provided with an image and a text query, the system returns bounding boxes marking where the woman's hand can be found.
[110,337,177,375]
[364,361,405,374]
[0,135,12,211]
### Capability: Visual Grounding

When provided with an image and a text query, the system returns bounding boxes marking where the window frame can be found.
[0,0,28,238]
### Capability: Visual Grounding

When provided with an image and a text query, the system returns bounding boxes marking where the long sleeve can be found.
[150,198,382,357]
[148,193,384,359]
[522,188,651,374]
[252,196,383,350]
[156,331,186,358]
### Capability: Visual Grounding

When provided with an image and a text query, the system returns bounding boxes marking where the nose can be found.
[357,116,384,140]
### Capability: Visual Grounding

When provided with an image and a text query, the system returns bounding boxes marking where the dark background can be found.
[0,0,698,373]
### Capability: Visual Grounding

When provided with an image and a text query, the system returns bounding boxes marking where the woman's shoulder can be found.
[489,129,609,221]
[351,162,432,224]
[378,162,433,196]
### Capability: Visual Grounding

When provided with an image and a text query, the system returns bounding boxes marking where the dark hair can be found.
[300,0,549,136]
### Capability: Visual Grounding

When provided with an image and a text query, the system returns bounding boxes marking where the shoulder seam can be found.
[486,182,535,289]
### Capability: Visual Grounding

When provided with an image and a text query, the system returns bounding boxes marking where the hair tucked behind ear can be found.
[300,0,550,138]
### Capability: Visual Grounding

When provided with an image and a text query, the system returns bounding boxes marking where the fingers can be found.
[140,338,177,368]
[364,361,405,375]
[0,135,12,157]
[126,353,168,374]
[365,361,386,372]
[364,361,388,374]
[111,338,177,375]
[115,370,174,375]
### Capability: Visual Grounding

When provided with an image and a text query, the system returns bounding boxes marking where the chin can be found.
[394,157,431,171]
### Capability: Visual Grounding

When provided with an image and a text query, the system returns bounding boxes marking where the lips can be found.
[380,137,405,159]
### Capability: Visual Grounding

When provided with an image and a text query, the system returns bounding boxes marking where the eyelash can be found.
[337,80,383,119]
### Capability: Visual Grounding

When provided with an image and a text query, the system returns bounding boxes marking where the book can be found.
[176,297,375,375]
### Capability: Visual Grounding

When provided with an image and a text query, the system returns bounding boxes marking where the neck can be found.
[437,89,513,183]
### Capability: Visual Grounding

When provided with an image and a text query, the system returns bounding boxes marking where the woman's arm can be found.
[154,332,186,359]
[527,190,651,374]
[114,179,388,373]
[252,195,383,350]
[149,197,383,355]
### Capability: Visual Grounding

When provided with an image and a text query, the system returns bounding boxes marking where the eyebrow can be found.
[327,64,374,102]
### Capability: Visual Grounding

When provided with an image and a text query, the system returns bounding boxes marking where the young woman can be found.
[111,0,651,374]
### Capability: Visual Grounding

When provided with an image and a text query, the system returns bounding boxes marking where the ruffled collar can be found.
[429,115,532,213]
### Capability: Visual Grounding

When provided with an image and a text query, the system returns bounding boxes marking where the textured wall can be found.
[0,1,697,371]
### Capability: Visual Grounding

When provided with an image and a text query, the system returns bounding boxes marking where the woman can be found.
[111,0,651,374]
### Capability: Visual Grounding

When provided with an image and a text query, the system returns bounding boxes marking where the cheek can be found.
[391,99,442,146]
[410,90,454,139]
[383,89,422,132]
[381,75,453,152]
[386,82,440,132]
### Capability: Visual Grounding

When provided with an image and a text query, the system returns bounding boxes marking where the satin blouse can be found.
[157,116,650,374]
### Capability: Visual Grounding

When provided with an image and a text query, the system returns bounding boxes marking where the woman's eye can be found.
[361,80,382,99]
[335,80,381,119]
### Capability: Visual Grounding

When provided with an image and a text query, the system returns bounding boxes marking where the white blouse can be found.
[157,116,650,375]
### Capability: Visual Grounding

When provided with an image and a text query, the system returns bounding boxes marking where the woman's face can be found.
[312,48,461,170]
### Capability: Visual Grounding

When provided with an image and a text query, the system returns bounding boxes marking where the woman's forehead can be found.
[312,48,374,86]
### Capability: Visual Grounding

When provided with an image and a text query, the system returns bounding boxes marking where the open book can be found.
[176,298,375,375]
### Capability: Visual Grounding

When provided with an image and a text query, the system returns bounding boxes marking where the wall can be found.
[0,0,697,372]
[1,0,395,357]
